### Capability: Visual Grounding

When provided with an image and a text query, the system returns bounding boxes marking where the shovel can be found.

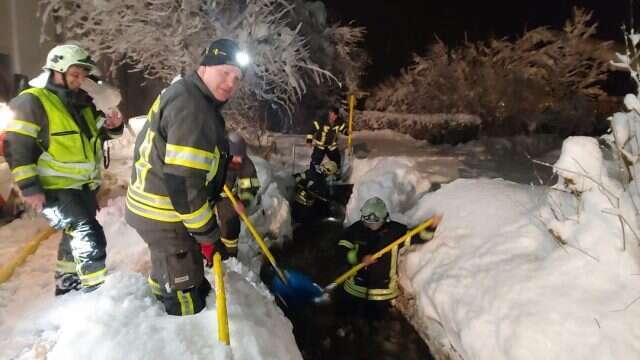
[223,185,322,305]
[323,216,435,293]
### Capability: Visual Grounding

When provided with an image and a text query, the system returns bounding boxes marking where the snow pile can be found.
[0,194,301,360]
[395,137,640,359]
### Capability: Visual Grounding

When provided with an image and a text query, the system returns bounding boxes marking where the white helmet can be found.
[44,44,97,73]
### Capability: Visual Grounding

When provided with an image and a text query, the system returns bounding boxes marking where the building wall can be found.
[0,0,55,78]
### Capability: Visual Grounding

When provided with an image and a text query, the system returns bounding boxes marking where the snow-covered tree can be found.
[39,0,366,130]
[366,8,611,136]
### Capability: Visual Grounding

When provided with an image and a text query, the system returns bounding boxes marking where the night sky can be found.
[322,0,632,87]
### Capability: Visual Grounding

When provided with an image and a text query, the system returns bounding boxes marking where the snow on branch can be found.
[39,0,366,121]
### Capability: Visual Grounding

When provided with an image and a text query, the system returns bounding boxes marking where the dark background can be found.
[322,0,633,87]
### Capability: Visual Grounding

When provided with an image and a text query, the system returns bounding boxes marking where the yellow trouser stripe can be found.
[56,260,77,274]
[148,277,162,296]
[338,240,355,249]
[177,290,195,315]
[79,268,107,287]
[221,237,238,248]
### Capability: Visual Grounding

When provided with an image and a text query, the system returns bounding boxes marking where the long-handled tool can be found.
[223,185,323,306]
[223,184,288,284]
[323,217,435,293]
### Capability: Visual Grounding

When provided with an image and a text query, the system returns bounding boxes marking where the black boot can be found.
[54,272,81,296]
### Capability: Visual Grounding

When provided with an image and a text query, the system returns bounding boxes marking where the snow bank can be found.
[396,139,640,359]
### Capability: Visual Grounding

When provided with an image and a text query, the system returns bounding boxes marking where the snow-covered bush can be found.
[366,8,610,136]
[539,27,640,266]
[39,0,367,129]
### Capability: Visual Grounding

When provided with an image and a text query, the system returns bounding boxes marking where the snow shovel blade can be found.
[271,269,327,306]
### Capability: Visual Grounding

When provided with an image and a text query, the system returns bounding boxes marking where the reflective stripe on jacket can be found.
[306,120,346,150]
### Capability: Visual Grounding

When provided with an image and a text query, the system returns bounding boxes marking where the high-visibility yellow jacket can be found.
[125,72,229,238]
[4,85,119,194]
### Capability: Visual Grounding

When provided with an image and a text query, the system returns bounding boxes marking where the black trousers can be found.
[309,146,341,171]
[134,225,211,316]
[215,198,240,255]
[42,188,107,288]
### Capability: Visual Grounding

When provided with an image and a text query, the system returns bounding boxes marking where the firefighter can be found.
[306,107,346,174]
[201,131,260,264]
[125,38,249,316]
[3,44,123,295]
[337,197,439,319]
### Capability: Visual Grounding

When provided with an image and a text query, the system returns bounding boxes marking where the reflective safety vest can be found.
[6,88,102,190]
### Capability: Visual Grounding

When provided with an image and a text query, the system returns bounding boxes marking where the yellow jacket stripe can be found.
[11,164,38,182]
[126,194,182,222]
[179,201,214,230]
[127,185,174,210]
[5,119,41,138]
[165,144,215,171]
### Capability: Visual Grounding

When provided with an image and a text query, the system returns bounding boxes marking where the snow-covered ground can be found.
[3,125,638,360]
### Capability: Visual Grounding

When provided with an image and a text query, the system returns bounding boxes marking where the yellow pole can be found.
[325,217,434,291]
[222,185,288,284]
[0,227,57,284]
[347,94,355,156]
[213,253,230,345]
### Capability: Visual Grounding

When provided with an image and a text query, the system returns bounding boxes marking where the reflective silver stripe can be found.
[165,144,214,171]
[179,202,214,230]
[127,186,174,210]
[5,119,41,138]
[11,164,38,182]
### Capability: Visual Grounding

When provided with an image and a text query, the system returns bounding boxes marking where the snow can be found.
[3,124,639,359]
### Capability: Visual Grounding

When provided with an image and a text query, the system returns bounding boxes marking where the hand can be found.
[233,201,246,216]
[23,193,46,212]
[362,255,376,267]
[431,213,443,227]
[200,244,214,268]
[104,110,123,129]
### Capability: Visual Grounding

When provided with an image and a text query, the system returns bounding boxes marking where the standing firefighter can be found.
[306,107,346,173]
[125,39,249,316]
[337,197,439,317]
[3,44,123,295]
[201,131,260,264]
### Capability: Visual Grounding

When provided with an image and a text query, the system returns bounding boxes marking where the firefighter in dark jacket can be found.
[125,38,249,316]
[337,197,439,318]
[306,107,346,173]
[201,131,260,264]
[3,44,123,295]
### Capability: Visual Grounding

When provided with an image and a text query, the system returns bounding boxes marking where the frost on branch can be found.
[39,0,366,127]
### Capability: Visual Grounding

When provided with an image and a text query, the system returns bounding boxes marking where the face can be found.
[364,221,384,231]
[199,64,242,101]
[63,65,90,91]
[328,111,337,123]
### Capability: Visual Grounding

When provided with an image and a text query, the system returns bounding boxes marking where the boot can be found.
[54,272,81,296]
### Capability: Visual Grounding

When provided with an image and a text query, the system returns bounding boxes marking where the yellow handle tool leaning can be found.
[324,217,434,292]
[0,227,57,284]
[222,185,288,284]
[213,252,230,345]
[347,94,355,156]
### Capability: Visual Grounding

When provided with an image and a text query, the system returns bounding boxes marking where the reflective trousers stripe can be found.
[11,164,38,182]
[56,260,77,274]
[343,278,398,301]
[177,290,195,315]
[79,268,107,287]
[221,237,238,248]
[148,276,162,296]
